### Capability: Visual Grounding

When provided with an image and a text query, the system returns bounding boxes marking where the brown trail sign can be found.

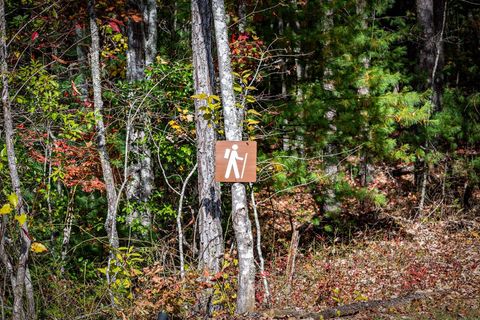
[215,141,257,182]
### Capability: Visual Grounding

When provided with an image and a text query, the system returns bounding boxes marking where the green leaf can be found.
[324,225,333,233]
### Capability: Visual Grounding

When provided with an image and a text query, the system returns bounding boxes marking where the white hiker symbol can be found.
[224,144,248,179]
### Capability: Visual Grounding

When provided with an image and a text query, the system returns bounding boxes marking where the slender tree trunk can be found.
[322,1,340,215]
[432,0,446,113]
[278,15,290,151]
[211,0,256,313]
[238,0,247,33]
[292,0,304,154]
[89,0,119,260]
[356,0,372,187]
[1,1,34,318]
[417,0,435,99]
[177,163,198,278]
[61,188,76,274]
[192,0,224,277]
[416,0,447,211]
[250,184,271,305]
[285,223,299,293]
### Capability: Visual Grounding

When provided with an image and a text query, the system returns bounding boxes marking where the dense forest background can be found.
[0,0,479,319]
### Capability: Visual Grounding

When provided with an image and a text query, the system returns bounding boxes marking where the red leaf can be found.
[238,34,249,41]
[31,31,39,41]
[108,21,121,33]
[109,17,124,26]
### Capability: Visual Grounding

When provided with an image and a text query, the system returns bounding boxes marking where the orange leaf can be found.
[52,54,68,64]
[130,14,142,23]
[71,81,81,96]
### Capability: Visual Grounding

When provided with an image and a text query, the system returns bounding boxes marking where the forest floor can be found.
[259,216,480,319]
[254,167,480,319]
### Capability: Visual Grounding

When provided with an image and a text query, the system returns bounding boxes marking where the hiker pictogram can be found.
[224,144,248,179]
[215,141,257,182]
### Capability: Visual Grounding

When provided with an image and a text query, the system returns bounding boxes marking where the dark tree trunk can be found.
[125,0,157,229]
[417,0,446,112]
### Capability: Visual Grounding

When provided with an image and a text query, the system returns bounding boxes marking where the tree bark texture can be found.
[212,0,256,313]
[356,0,372,187]
[416,0,445,112]
[125,0,157,228]
[238,0,247,33]
[322,2,340,216]
[1,0,34,318]
[192,0,224,275]
[89,0,119,252]
[415,0,447,210]
[126,0,146,81]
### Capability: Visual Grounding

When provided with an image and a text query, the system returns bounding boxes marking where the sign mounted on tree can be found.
[215,141,257,182]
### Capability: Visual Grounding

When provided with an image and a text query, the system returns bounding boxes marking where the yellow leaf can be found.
[191,93,208,100]
[8,193,18,207]
[31,242,48,253]
[0,204,12,215]
[247,119,260,125]
[209,95,220,102]
[247,109,262,117]
[15,213,27,225]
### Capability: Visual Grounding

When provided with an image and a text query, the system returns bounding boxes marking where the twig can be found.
[177,163,197,278]
[250,183,271,305]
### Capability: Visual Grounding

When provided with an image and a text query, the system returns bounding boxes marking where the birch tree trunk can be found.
[89,0,119,255]
[125,0,156,229]
[356,0,372,187]
[211,0,256,313]
[238,0,247,33]
[1,1,35,318]
[322,1,340,217]
[191,0,224,276]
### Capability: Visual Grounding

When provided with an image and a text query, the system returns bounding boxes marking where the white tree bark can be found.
[250,184,271,304]
[1,1,34,318]
[143,0,158,67]
[211,0,256,313]
[238,0,247,33]
[356,0,372,187]
[89,0,119,257]
[177,163,197,278]
[192,0,225,277]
